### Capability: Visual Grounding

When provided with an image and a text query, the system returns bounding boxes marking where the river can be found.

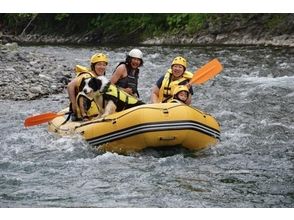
[0,45,293,208]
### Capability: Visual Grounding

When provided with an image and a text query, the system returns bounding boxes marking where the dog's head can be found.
[80,76,109,94]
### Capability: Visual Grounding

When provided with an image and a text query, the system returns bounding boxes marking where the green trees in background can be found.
[0,13,292,43]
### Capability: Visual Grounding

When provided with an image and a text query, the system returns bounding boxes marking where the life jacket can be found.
[75,65,91,75]
[168,99,185,104]
[68,65,98,118]
[74,65,96,91]
[113,62,140,97]
[102,83,141,112]
[75,92,102,119]
[158,69,193,103]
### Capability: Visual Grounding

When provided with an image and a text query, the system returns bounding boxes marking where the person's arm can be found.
[186,94,192,105]
[151,85,160,103]
[67,78,78,114]
[78,96,89,121]
[186,85,193,105]
[110,65,125,84]
[150,76,164,103]
[110,65,133,95]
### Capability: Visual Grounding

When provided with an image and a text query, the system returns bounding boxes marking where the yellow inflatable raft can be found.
[48,103,221,154]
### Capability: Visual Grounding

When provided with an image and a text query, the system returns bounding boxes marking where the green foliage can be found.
[165,14,211,34]
[54,14,70,21]
[89,15,103,29]
[2,14,36,34]
[266,15,284,29]
[92,14,146,33]
[88,14,169,41]
[0,14,292,43]
[186,14,208,34]
[166,14,189,32]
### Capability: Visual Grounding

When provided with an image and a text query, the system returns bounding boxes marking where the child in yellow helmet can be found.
[172,85,190,104]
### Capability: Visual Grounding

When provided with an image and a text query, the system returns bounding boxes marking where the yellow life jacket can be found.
[103,84,141,111]
[75,65,91,76]
[74,65,95,88]
[158,69,193,103]
[75,92,102,119]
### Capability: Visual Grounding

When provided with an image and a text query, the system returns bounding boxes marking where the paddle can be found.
[188,58,223,85]
[24,112,69,127]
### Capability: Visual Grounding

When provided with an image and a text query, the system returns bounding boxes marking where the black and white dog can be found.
[80,76,145,118]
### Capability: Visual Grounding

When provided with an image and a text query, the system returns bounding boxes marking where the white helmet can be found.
[128,49,143,59]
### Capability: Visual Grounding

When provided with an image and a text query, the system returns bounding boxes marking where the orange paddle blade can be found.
[24,112,65,127]
[189,58,223,85]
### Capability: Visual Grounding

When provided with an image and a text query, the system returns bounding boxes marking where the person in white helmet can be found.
[110,48,143,98]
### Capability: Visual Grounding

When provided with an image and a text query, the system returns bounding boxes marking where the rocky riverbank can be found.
[142,32,294,47]
[143,14,294,47]
[0,43,72,101]
[1,30,294,47]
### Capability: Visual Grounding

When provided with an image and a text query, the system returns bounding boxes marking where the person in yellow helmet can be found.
[67,53,108,121]
[151,56,194,104]
[171,85,191,104]
[110,48,143,98]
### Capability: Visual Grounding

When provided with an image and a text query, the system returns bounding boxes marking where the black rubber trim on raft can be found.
[86,120,220,147]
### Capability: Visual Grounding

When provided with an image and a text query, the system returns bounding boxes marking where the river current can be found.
[0,45,293,208]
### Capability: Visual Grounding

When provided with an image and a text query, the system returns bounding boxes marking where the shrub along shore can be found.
[0,14,293,47]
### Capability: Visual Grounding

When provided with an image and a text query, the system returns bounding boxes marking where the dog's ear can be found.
[79,78,86,92]
[90,78,102,92]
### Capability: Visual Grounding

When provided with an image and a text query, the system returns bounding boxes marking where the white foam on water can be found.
[240,75,294,88]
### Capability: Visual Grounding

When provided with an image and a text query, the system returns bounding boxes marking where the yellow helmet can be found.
[173,85,189,97]
[90,53,108,64]
[171,56,187,69]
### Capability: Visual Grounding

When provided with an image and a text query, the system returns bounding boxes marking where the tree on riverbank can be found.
[0,14,293,45]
